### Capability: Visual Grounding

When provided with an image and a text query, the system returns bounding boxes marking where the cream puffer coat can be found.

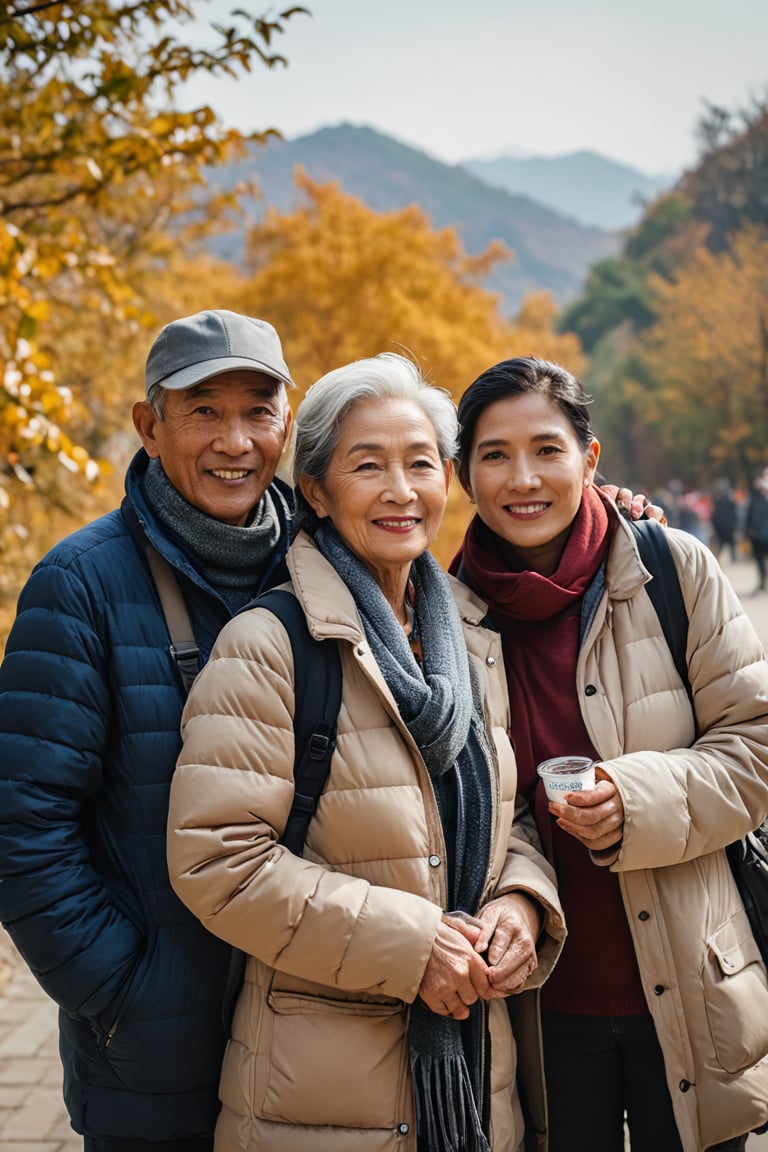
[584,512,768,1149]
[168,533,565,1152]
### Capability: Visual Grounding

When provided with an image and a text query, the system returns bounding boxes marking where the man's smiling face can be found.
[134,371,292,525]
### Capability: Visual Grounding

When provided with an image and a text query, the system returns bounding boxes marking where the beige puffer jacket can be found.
[583,512,768,1149]
[168,533,565,1152]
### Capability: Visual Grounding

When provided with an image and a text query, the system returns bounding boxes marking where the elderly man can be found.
[0,311,294,1152]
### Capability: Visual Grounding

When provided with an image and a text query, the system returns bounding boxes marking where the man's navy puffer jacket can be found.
[0,450,292,1140]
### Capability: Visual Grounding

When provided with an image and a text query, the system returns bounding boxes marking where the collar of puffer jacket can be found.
[286,531,493,642]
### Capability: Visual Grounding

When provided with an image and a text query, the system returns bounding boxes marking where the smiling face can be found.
[300,396,451,608]
[132,370,292,526]
[462,391,600,576]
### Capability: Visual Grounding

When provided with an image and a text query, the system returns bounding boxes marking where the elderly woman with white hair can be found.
[167,353,565,1152]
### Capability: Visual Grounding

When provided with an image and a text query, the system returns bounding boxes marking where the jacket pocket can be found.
[259,987,411,1129]
[89,933,152,1056]
[704,910,768,1073]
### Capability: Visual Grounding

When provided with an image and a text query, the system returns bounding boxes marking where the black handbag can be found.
[725,826,768,967]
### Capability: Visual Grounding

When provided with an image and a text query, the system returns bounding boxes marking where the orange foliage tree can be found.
[230,172,585,563]
[639,225,768,482]
[0,1,306,643]
[0,1,305,493]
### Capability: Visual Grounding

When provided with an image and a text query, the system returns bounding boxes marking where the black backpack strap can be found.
[629,519,693,710]
[221,588,342,1036]
[630,521,768,974]
[256,588,343,856]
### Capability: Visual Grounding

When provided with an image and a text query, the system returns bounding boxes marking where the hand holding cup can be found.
[538,759,625,851]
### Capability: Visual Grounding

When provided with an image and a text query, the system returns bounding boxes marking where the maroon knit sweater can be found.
[451,489,647,1015]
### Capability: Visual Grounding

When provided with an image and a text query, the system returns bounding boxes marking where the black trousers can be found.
[542,1010,747,1152]
[753,538,768,589]
[84,1139,213,1152]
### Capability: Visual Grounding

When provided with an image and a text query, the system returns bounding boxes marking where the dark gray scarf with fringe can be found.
[314,524,494,1152]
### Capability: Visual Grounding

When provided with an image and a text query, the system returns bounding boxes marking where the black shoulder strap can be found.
[128,500,342,1028]
[629,519,693,708]
[136,515,343,834]
[221,589,342,1036]
[254,588,343,856]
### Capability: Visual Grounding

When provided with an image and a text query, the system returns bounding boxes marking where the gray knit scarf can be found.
[143,459,282,612]
[314,523,493,1152]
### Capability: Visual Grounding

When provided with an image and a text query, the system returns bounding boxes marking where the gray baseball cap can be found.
[145,309,295,394]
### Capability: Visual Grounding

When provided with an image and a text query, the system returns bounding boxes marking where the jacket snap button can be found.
[585,684,597,697]
[679,1079,691,1093]
[638,911,650,921]
[486,655,496,666]
[428,854,441,868]
[398,1123,410,1135]
[654,984,665,995]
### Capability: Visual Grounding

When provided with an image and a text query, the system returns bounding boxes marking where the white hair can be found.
[292,353,457,532]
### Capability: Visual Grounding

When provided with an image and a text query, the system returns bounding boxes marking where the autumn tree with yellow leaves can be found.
[0,1,305,636]
[560,98,768,489]
[639,226,768,480]
[237,171,585,395]
[0,1,305,476]
[231,172,585,560]
[0,3,585,625]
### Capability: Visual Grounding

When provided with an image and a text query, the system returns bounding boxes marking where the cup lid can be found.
[537,756,594,776]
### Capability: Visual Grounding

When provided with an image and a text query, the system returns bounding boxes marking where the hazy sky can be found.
[186,0,768,176]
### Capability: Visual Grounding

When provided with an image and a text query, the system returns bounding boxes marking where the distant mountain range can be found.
[463,150,675,232]
[205,124,621,315]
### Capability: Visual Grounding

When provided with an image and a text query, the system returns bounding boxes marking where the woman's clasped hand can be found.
[420,893,543,1018]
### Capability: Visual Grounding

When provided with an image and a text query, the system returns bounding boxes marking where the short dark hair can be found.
[457,357,593,476]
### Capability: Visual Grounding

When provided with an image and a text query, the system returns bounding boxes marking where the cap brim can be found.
[156,356,295,392]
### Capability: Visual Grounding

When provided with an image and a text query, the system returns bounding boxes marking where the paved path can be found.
[0,944,79,1151]
[0,551,767,1149]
